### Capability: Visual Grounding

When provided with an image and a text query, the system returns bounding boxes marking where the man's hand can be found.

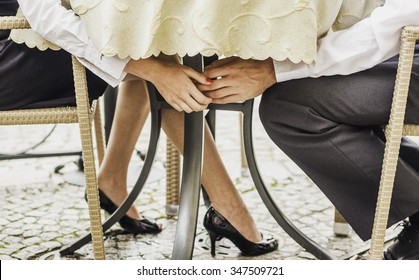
[198,57,277,104]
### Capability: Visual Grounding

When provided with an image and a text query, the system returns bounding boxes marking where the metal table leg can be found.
[172,111,205,259]
[103,86,118,144]
[200,110,216,208]
[171,55,205,260]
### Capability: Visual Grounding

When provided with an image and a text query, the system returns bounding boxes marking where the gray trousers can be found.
[259,45,419,241]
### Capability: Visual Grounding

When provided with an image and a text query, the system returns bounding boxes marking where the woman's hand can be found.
[124,56,212,113]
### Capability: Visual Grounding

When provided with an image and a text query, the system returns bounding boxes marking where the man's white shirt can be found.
[274,0,419,82]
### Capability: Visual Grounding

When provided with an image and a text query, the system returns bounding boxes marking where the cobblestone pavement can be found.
[0,99,403,260]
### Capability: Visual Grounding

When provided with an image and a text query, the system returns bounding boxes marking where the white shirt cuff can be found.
[273,59,310,83]
[77,56,128,87]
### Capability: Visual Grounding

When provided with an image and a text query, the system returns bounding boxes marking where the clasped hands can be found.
[125,55,276,113]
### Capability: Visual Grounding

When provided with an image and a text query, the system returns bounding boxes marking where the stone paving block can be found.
[55,235,78,245]
[43,225,60,232]
[296,208,312,216]
[21,224,43,231]
[4,221,23,229]
[0,243,25,255]
[299,216,321,226]
[39,232,63,242]
[38,219,59,226]
[26,210,47,217]
[4,196,23,205]
[20,217,37,224]
[21,237,42,246]
[5,213,25,222]
[12,245,48,259]
[62,209,80,215]
[298,251,317,260]
[2,167,51,187]
[39,241,62,250]
[0,255,16,260]
[61,227,82,235]
[22,229,42,238]
[28,200,54,210]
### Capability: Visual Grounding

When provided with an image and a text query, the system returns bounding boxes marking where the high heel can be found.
[203,206,278,256]
[85,189,162,234]
[207,230,219,256]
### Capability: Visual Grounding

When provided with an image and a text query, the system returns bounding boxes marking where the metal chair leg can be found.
[93,100,105,166]
[241,100,337,260]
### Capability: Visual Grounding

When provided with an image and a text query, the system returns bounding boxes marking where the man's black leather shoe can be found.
[384,221,419,260]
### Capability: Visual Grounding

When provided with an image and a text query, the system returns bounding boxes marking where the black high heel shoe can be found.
[203,206,278,256]
[86,189,162,234]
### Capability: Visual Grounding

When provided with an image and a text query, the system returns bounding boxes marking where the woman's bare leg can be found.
[161,109,261,242]
[97,79,150,221]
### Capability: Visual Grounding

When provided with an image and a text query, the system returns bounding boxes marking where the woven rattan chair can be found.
[166,139,180,216]
[368,26,419,260]
[0,16,106,260]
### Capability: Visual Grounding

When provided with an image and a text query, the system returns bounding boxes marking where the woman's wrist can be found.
[124,54,181,82]
[124,57,162,82]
